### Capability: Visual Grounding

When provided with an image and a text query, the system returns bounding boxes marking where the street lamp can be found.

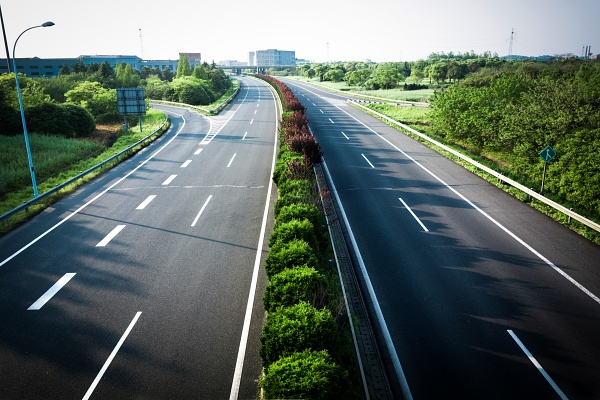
[12,21,55,198]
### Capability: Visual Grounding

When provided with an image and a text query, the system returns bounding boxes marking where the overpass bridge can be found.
[220,65,297,74]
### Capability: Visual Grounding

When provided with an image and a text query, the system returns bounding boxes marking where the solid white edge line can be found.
[361,153,375,169]
[322,160,414,400]
[324,92,600,307]
[28,272,76,310]
[229,77,279,400]
[0,113,187,269]
[227,153,237,168]
[82,312,142,400]
[507,330,569,400]
[136,195,157,210]
[95,225,126,247]
[191,195,213,227]
[399,198,429,232]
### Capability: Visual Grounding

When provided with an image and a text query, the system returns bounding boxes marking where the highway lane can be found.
[0,76,277,399]
[282,79,600,399]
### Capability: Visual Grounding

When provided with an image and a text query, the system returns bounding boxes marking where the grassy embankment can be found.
[0,109,168,233]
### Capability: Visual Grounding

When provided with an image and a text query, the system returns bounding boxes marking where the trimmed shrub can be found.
[261,349,347,400]
[273,149,302,187]
[259,302,337,369]
[278,178,313,197]
[273,191,314,217]
[263,266,327,312]
[268,218,318,252]
[276,203,324,238]
[265,239,318,278]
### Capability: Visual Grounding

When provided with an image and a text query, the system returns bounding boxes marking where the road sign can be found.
[539,145,557,163]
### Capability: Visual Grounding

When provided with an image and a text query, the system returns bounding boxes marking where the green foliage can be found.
[115,63,140,88]
[259,302,337,369]
[176,54,192,78]
[277,203,324,238]
[263,266,327,312]
[272,148,302,187]
[265,239,319,278]
[171,77,215,105]
[261,349,347,400]
[268,218,318,253]
[429,59,600,217]
[27,102,95,138]
[0,133,102,197]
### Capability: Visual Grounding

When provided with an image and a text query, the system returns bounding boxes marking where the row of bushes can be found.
[256,75,357,399]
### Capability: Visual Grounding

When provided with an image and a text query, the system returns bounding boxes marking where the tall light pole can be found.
[12,21,55,198]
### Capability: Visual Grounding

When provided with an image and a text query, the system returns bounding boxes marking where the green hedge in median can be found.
[263,266,327,313]
[261,349,348,400]
[264,239,319,278]
[259,301,337,369]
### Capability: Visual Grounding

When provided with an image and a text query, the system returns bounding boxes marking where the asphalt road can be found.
[281,78,600,400]
[0,76,277,399]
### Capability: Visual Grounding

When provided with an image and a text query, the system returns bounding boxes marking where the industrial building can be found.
[0,53,201,77]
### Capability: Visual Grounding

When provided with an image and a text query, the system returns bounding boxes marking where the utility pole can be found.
[139,27,144,59]
[0,5,11,73]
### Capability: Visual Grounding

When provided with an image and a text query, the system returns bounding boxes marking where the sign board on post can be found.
[538,145,557,195]
[539,145,557,163]
[117,88,146,132]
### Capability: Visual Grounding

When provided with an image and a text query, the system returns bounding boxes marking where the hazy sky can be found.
[2,0,598,63]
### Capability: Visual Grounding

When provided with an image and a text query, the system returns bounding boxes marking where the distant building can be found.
[255,49,296,66]
[248,52,255,67]
[218,60,248,67]
[0,53,201,78]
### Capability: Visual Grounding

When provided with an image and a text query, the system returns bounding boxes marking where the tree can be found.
[161,67,174,82]
[115,63,140,87]
[429,62,448,83]
[323,69,345,82]
[71,60,87,74]
[192,64,208,80]
[372,68,402,89]
[59,63,70,76]
[176,54,192,78]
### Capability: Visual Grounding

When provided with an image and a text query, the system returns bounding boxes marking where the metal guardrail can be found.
[1,83,242,225]
[0,116,169,223]
[351,100,600,234]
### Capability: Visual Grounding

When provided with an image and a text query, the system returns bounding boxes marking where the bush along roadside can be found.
[256,75,361,400]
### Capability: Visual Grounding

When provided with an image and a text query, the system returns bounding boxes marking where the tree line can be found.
[429,59,600,217]
[0,54,231,137]
[291,51,508,89]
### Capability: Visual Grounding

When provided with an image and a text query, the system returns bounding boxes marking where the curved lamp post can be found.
[12,21,55,198]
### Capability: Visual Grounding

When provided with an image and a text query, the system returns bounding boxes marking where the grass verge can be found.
[0,108,169,234]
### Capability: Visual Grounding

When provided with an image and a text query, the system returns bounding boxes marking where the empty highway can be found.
[282,78,600,400]
[0,76,277,399]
